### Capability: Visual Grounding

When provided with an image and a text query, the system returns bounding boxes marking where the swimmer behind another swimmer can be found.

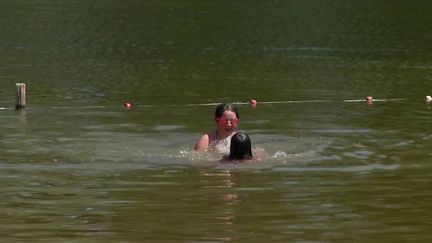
[194,103,240,154]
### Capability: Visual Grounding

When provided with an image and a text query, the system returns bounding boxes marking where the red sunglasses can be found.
[216,118,239,125]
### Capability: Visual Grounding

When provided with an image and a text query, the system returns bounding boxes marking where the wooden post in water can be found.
[15,83,27,109]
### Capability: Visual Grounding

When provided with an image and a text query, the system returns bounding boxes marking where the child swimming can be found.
[221,132,259,163]
[195,103,240,154]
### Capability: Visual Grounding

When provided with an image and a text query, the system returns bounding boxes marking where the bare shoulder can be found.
[195,131,217,151]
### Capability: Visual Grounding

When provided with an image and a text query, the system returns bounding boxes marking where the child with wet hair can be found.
[195,103,240,153]
[220,131,256,163]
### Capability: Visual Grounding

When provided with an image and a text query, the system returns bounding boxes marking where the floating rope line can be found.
[146,97,408,108]
[0,106,110,110]
[0,97,424,111]
[252,99,331,104]
[47,106,110,109]
[1,83,427,110]
[343,98,407,102]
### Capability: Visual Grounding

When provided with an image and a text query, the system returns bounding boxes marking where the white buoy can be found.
[426,95,432,103]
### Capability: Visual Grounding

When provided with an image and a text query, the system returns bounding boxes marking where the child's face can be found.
[216,111,238,132]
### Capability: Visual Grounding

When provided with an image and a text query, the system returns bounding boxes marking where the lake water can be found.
[1,0,432,242]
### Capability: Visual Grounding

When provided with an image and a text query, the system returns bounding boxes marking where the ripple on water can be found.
[272,163,400,173]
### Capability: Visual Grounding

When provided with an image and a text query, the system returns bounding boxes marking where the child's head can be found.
[214,103,240,132]
[229,132,252,160]
[214,103,239,119]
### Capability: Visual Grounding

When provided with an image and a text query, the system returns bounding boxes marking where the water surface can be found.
[1,0,432,242]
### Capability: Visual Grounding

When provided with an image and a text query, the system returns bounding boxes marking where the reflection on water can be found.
[1,99,431,242]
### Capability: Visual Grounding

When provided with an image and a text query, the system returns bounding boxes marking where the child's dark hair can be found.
[229,132,252,160]
[214,103,239,119]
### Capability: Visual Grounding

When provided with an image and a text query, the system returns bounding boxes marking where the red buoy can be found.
[124,101,134,110]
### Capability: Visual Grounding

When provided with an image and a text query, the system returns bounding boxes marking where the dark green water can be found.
[1,0,432,242]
